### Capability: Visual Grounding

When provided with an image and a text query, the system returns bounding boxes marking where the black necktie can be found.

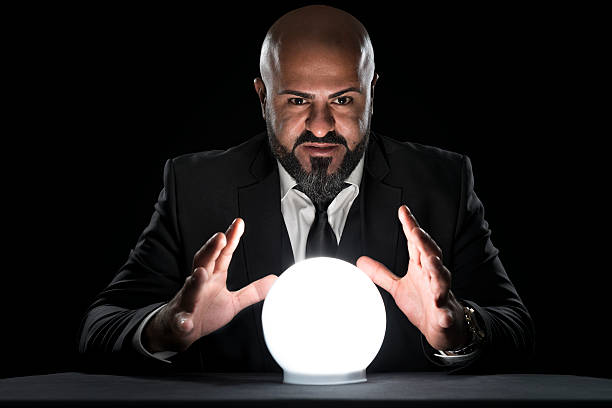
[305,198,337,258]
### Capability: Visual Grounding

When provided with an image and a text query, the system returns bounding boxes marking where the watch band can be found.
[444,306,485,356]
[464,306,485,342]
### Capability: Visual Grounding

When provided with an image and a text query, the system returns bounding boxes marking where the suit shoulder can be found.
[374,132,466,186]
[167,132,266,184]
[172,132,265,169]
[377,132,464,165]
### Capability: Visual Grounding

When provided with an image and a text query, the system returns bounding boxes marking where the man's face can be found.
[255,42,376,202]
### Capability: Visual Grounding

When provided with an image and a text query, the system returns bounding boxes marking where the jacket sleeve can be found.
[78,159,192,373]
[433,155,536,373]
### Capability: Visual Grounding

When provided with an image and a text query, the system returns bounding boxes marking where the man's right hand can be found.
[142,218,277,353]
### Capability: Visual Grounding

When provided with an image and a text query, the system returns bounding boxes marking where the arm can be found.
[78,159,185,371]
[78,159,277,372]
[132,304,176,363]
[444,155,535,372]
[358,155,534,373]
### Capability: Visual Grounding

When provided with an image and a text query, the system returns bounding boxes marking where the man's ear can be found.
[370,72,379,115]
[253,77,267,119]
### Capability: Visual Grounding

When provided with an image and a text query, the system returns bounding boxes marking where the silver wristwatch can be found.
[445,306,486,356]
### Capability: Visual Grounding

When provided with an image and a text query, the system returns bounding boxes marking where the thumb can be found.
[232,274,278,313]
[357,256,399,296]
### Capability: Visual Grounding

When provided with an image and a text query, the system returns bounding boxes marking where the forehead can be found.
[273,42,364,90]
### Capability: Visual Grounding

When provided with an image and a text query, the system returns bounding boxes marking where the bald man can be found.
[80,6,534,374]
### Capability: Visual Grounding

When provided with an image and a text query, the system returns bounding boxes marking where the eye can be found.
[289,98,308,105]
[333,96,353,105]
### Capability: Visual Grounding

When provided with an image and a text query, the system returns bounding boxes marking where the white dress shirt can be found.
[133,155,477,364]
[278,156,364,262]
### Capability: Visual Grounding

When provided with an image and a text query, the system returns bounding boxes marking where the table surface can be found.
[1,371,612,407]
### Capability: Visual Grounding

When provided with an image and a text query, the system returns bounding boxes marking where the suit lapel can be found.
[237,141,282,283]
[361,133,403,273]
[236,139,284,371]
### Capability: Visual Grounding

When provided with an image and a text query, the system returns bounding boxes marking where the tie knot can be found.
[314,198,332,213]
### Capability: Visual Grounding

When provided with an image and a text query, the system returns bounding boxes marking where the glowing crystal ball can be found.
[262,257,386,385]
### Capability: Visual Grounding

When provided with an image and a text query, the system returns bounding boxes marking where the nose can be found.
[305,103,335,138]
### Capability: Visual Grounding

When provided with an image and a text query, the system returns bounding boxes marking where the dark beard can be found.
[267,123,368,206]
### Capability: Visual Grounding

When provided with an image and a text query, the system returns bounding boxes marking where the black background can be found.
[3,2,608,379]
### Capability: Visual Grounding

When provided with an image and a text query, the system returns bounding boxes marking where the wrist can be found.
[142,312,164,353]
[443,305,485,355]
[142,306,179,353]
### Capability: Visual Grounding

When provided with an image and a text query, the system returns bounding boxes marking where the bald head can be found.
[259,5,375,88]
[254,6,378,204]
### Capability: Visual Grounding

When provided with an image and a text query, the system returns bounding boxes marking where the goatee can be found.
[267,124,368,206]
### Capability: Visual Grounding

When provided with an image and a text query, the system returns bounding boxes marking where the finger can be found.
[408,239,420,266]
[413,227,443,259]
[399,204,420,228]
[214,218,245,275]
[424,255,451,307]
[398,205,420,265]
[399,205,442,260]
[356,256,400,297]
[192,231,227,272]
[179,266,210,313]
[232,274,278,312]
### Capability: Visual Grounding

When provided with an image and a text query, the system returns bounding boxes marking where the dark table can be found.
[1,372,611,407]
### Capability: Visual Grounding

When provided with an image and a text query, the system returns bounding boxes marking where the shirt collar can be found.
[278,155,365,201]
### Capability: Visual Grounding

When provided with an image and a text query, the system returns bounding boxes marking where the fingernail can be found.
[404,205,412,214]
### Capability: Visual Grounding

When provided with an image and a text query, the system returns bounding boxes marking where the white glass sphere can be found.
[262,257,386,385]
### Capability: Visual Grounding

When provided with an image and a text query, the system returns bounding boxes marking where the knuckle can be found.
[416,227,428,238]
[438,268,451,285]
[190,267,209,285]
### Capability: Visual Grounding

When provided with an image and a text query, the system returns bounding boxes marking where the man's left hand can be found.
[357,205,470,351]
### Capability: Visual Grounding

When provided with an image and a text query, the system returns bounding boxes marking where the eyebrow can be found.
[278,87,361,99]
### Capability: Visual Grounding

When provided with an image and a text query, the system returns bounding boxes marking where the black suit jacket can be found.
[79,131,534,374]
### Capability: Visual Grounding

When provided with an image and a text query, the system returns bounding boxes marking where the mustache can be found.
[291,130,348,153]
